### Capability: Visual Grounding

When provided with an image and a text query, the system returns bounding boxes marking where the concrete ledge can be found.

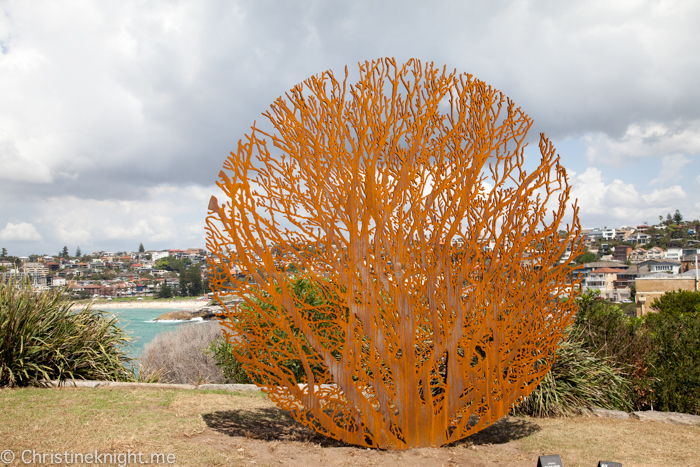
[48,380,259,391]
[197,383,261,392]
[631,410,700,426]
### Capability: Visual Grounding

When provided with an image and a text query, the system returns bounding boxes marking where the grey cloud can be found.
[1,0,699,254]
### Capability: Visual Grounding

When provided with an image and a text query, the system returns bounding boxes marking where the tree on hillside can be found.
[666,213,673,225]
[157,282,173,299]
[575,250,598,264]
[1,247,7,257]
[61,246,69,259]
[651,289,700,315]
[674,209,683,225]
[205,58,583,448]
[75,246,81,258]
[139,243,145,253]
[179,266,203,297]
[155,256,191,272]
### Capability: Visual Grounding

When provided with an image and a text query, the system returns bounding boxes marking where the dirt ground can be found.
[182,393,700,467]
[2,388,699,467]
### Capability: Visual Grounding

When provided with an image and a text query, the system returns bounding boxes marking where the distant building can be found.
[613,245,633,262]
[635,272,698,316]
[638,259,681,275]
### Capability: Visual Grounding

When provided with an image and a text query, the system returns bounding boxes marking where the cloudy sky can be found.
[1,0,699,256]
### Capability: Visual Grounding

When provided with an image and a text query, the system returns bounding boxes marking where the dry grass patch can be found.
[519,416,700,467]
[0,387,698,467]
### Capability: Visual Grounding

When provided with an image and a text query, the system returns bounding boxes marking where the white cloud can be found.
[1,1,700,253]
[641,186,687,205]
[569,167,690,226]
[0,222,42,241]
[584,121,700,166]
[651,154,692,185]
[35,184,216,252]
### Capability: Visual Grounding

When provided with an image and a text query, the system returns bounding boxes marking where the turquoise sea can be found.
[99,307,208,360]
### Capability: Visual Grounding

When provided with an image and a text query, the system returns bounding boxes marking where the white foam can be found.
[145,317,206,324]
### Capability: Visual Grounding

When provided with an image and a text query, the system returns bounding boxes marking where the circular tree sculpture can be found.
[206,58,583,449]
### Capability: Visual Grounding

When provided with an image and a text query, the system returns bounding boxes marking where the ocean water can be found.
[99,307,210,361]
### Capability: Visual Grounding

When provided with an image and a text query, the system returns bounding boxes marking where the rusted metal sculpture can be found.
[206,58,583,449]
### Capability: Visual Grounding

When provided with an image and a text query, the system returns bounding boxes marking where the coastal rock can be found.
[630,410,700,426]
[591,408,630,419]
[154,299,243,321]
[154,309,214,321]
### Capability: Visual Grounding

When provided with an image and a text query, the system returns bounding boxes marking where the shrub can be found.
[0,279,133,387]
[650,289,700,315]
[207,337,253,384]
[209,277,340,385]
[644,311,700,415]
[512,330,632,417]
[139,320,224,384]
[574,291,649,365]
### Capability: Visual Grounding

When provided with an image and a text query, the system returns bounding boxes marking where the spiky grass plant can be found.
[512,329,633,417]
[0,278,133,387]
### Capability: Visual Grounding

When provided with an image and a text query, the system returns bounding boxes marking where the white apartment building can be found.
[665,248,682,261]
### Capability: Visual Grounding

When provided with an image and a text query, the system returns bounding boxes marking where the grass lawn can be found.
[1,387,698,467]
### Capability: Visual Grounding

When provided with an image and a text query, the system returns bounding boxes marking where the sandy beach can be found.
[72,299,208,310]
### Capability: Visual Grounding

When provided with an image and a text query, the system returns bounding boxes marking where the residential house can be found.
[681,253,700,273]
[645,246,666,260]
[664,248,683,261]
[682,248,700,258]
[49,277,66,287]
[629,248,648,263]
[151,250,170,261]
[613,269,638,300]
[615,227,635,242]
[585,228,604,245]
[21,262,48,286]
[576,261,629,289]
[613,245,633,262]
[602,228,616,240]
[168,249,186,259]
[587,267,627,300]
[637,259,681,275]
[629,233,649,244]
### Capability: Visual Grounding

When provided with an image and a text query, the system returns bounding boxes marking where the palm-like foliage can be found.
[0,278,133,387]
[512,328,633,417]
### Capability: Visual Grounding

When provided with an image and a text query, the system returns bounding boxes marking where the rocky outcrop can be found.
[154,299,243,321]
[630,410,700,426]
[591,408,630,419]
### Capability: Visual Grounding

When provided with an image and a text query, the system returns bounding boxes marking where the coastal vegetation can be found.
[0,278,133,387]
[2,273,699,416]
[140,320,224,384]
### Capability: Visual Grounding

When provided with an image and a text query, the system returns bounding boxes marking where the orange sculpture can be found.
[206,58,583,449]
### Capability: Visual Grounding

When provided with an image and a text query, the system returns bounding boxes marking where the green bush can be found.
[207,337,253,384]
[572,290,653,409]
[650,289,700,315]
[512,330,632,417]
[0,279,134,387]
[644,311,700,414]
[210,276,341,385]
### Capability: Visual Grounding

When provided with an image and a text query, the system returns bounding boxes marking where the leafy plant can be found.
[650,289,700,315]
[512,330,632,417]
[0,278,133,387]
[644,311,700,414]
